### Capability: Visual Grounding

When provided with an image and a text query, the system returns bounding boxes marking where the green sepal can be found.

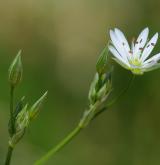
[29,91,48,120]
[88,73,99,104]
[96,47,108,74]
[15,104,29,132]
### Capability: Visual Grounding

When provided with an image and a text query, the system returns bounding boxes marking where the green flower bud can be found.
[29,91,48,120]
[8,50,23,87]
[9,129,25,148]
[9,104,29,147]
[16,104,29,132]
[96,47,108,75]
[88,73,99,104]
[97,82,112,103]
[13,96,25,119]
[97,83,107,99]
[8,96,25,136]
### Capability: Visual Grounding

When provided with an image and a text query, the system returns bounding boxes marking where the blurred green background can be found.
[0,0,160,164]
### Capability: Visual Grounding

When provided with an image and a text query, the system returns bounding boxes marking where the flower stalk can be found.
[34,125,82,165]
[4,86,15,165]
[9,86,15,137]
[4,146,13,165]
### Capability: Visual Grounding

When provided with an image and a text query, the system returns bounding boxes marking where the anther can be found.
[151,43,155,46]
[122,42,125,46]
[147,45,150,48]
[139,48,143,51]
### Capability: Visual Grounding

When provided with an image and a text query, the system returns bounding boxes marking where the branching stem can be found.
[4,86,15,165]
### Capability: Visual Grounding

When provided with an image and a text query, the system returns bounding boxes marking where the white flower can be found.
[108,27,160,75]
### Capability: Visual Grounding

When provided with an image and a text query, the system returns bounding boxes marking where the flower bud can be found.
[97,83,107,99]
[97,80,112,103]
[16,104,29,131]
[9,104,29,147]
[29,91,48,120]
[9,129,25,148]
[8,50,23,87]
[88,73,99,104]
[96,47,108,75]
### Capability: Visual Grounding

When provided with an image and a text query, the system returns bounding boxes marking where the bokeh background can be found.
[0,0,160,164]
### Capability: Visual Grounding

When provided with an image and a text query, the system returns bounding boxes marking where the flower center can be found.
[129,58,143,75]
[130,58,142,66]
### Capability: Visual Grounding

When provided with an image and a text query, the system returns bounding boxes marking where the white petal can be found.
[141,33,158,62]
[108,45,130,67]
[142,60,157,69]
[143,53,160,64]
[109,30,129,62]
[134,27,149,58]
[114,28,130,52]
[113,58,130,70]
[143,63,160,72]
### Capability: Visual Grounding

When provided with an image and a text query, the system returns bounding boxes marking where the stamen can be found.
[122,42,125,46]
[151,43,155,46]
[147,44,150,48]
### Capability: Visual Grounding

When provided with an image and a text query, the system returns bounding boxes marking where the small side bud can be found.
[13,96,25,119]
[9,104,29,147]
[98,69,112,99]
[29,91,48,120]
[97,83,107,99]
[16,104,29,131]
[88,73,99,104]
[8,96,25,136]
[9,129,25,148]
[96,47,108,74]
[8,50,23,87]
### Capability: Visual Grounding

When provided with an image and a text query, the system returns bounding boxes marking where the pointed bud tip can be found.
[8,50,23,87]
[39,91,48,101]
[29,91,48,120]
[43,91,48,96]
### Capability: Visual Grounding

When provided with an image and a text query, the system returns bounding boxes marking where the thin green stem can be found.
[10,86,15,136]
[34,125,82,165]
[4,146,13,165]
[4,86,15,165]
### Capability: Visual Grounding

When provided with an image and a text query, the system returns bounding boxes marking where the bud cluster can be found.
[79,47,112,128]
[8,52,48,148]
[9,92,48,148]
